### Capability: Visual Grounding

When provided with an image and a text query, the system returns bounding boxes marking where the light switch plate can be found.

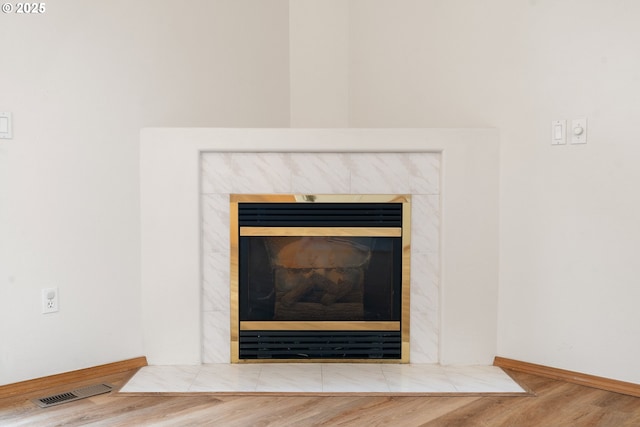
[551,120,566,145]
[0,112,12,139]
[571,118,587,144]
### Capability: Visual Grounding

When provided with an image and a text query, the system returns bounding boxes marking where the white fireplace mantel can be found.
[140,128,499,366]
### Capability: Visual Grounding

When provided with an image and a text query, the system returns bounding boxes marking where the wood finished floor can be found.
[1,368,639,426]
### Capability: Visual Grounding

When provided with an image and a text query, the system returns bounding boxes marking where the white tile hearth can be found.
[119,364,526,395]
[381,364,456,393]
[120,365,201,393]
[257,364,323,393]
[322,364,389,393]
[190,364,262,393]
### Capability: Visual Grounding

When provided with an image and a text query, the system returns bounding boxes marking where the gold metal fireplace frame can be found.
[230,194,411,363]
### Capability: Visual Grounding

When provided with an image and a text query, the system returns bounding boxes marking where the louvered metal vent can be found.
[239,331,402,360]
[238,203,403,227]
[32,383,113,408]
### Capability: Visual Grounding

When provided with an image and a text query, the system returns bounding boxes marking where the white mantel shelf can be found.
[140,128,499,366]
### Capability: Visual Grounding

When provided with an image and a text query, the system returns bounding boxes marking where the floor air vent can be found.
[32,383,113,408]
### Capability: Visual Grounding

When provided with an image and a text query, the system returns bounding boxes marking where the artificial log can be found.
[274,302,365,321]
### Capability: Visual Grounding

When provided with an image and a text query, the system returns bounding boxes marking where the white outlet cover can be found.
[42,287,59,314]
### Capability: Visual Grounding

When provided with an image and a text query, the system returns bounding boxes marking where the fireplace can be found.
[140,129,500,367]
[230,194,411,362]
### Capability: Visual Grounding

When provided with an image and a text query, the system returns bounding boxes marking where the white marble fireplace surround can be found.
[203,152,437,363]
[140,128,499,366]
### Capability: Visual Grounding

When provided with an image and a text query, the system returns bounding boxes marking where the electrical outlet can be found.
[42,287,59,314]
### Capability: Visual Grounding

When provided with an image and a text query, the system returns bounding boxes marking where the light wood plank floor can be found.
[1,368,639,426]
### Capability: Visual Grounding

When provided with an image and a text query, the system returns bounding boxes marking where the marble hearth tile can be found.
[445,366,526,393]
[202,310,230,363]
[410,195,440,254]
[256,364,323,392]
[381,364,456,393]
[289,153,351,194]
[121,364,527,394]
[321,364,390,393]
[228,153,292,194]
[190,364,261,392]
[202,194,230,254]
[119,365,200,393]
[408,153,441,195]
[202,252,230,312]
[201,153,235,194]
[348,153,411,194]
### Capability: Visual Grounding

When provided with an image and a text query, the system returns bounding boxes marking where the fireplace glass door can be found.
[241,235,401,322]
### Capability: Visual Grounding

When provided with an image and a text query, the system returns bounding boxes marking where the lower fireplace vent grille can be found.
[239,331,401,360]
[32,383,113,408]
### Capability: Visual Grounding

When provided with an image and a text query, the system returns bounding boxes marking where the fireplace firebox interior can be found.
[230,194,411,362]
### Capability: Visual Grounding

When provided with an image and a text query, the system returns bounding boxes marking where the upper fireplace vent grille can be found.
[238,203,402,227]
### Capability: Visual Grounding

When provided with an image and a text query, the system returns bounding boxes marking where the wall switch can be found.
[42,287,59,314]
[571,118,587,144]
[551,120,566,145]
[0,112,11,139]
